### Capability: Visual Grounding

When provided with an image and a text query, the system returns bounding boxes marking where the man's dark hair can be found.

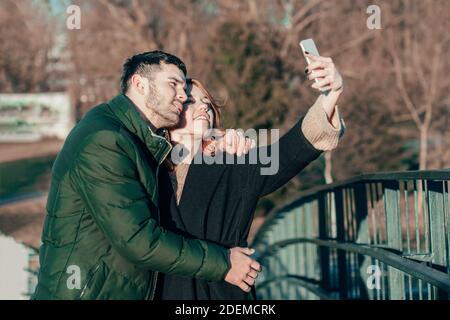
[120,50,187,94]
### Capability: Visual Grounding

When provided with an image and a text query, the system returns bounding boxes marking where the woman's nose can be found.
[198,103,209,113]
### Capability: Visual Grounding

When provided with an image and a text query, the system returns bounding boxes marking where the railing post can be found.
[384,180,405,299]
[272,222,281,299]
[335,187,348,299]
[318,191,331,295]
[354,182,370,299]
[287,209,297,299]
[295,206,306,299]
[427,180,449,299]
[279,212,289,299]
[305,200,319,299]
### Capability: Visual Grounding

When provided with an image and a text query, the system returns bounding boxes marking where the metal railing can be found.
[252,170,450,300]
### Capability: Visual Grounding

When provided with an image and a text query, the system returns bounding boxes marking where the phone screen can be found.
[299,39,320,64]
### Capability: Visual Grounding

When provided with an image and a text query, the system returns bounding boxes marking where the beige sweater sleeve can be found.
[301,98,345,151]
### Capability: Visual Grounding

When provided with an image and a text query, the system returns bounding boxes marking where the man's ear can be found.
[131,74,146,95]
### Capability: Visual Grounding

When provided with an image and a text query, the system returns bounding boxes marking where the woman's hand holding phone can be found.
[304,52,344,120]
[305,53,343,94]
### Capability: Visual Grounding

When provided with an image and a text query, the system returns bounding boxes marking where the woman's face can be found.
[171,84,215,137]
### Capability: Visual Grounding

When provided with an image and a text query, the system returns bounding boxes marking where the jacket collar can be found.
[107,94,172,164]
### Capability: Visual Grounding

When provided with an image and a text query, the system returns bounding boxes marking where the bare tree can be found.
[0,0,57,92]
[381,0,450,170]
[61,0,449,218]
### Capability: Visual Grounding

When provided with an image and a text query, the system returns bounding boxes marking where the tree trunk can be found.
[419,128,428,170]
[324,151,334,184]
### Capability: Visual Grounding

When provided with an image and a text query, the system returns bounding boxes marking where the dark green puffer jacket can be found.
[32,94,230,300]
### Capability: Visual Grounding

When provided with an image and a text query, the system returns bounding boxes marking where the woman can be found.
[156,52,345,299]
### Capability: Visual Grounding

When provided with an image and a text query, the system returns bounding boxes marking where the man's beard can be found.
[146,83,180,128]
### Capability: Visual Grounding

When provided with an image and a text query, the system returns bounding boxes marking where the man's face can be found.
[144,62,187,129]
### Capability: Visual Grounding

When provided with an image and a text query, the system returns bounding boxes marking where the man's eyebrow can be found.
[168,76,185,84]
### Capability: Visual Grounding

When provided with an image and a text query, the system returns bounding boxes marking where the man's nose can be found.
[177,90,187,103]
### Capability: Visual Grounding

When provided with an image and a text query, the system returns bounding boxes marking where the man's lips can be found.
[173,102,182,114]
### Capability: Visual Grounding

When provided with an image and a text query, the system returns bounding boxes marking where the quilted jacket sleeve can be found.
[70,130,229,281]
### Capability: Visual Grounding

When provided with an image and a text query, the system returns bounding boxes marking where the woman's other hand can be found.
[204,129,255,157]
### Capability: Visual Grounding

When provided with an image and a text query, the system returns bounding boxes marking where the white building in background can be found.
[0,233,38,299]
[0,92,73,142]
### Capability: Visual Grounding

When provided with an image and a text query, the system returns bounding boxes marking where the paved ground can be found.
[0,139,63,163]
[0,139,60,248]
[0,195,46,249]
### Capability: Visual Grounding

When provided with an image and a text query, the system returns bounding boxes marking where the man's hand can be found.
[224,247,261,292]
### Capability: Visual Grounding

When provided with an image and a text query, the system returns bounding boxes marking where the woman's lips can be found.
[194,113,210,121]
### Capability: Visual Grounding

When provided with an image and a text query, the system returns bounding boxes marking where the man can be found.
[32,51,260,300]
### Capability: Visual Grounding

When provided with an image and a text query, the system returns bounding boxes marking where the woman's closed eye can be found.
[201,98,211,106]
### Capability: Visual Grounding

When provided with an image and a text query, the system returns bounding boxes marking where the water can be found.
[0,156,55,205]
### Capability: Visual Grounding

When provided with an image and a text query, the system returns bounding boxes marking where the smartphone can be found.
[299,39,330,95]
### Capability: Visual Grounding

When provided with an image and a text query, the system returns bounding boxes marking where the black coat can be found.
[155,117,322,299]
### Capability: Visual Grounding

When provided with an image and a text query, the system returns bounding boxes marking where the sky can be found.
[46,0,71,17]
